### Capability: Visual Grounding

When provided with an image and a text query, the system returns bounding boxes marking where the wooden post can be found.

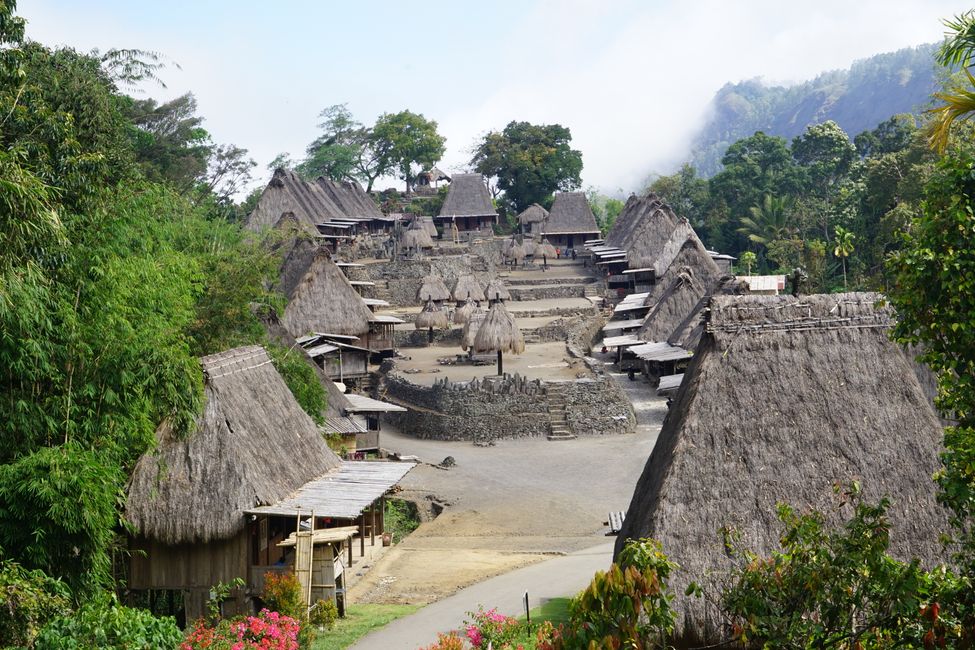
[371,504,377,546]
[497,350,503,376]
[347,534,353,567]
[359,515,365,557]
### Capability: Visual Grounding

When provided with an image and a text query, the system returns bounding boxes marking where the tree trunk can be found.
[842,258,848,291]
[497,350,503,376]
[427,326,433,345]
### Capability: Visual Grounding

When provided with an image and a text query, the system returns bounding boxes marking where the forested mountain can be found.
[689,44,940,176]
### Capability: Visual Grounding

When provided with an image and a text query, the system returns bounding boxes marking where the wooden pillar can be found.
[347,535,353,567]
[359,515,365,556]
[371,504,377,546]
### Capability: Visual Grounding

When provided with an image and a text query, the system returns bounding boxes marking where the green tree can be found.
[929,10,975,152]
[298,103,366,182]
[739,250,756,274]
[648,163,710,226]
[470,121,583,212]
[737,194,796,247]
[833,225,855,290]
[371,110,445,193]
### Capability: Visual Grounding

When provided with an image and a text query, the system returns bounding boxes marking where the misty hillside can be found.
[689,43,940,176]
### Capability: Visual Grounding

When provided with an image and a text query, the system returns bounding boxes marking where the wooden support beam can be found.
[359,516,365,556]
[371,504,376,546]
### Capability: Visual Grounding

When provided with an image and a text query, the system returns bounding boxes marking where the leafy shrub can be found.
[417,632,464,650]
[36,597,182,650]
[0,561,71,649]
[463,606,520,649]
[384,498,420,543]
[181,609,300,650]
[267,344,328,425]
[263,572,304,620]
[309,599,338,631]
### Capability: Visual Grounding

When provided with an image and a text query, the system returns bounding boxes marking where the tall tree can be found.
[298,104,366,182]
[470,121,583,212]
[371,110,445,192]
[929,10,975,151]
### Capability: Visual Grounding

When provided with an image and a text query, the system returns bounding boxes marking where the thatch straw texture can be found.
[520,239,536,256]
[667,277,749,350]
[473,302,525,354]
[315,177,382,218]
[484,278,510,302]
[643,236,721,308]
[279,240,373,338]
[635,217,698,276]
[454,299,476,325]
[126,346,342,545]
[637,268,708,343]
[416,300,449,330]
[461,309,486,351]
[439,173,497,218]
[604,193,676,250]
[615,292,949,643]
[453,274,486,302]
[517,203,548,225]
[543,192,600,235]
[536,239,557,259]
[400,219,434,249]
[247,168,377,233]
[417,275,450,302]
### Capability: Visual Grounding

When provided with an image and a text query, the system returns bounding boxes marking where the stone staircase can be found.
[545,383,576,441]
[371,280,393,303]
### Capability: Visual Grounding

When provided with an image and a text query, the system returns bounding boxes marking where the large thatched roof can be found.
[667,276,748,350]
[643,236,722,308]
[453,274,485,302]
[246,168,378,233]
[517,203,548,225]
[633,217,698,276]
[279,238,374,338]
[127,346,342,545]
[400,218,434,249]
[417,274,450,302]
[604,192,676,251]
[438,173,497,218]
[615,293,949,643]
[637,267,709,344]
[543,192,600,235]
[473,301,525,354]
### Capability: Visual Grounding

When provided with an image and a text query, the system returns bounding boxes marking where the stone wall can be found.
[359,255,497,306]
[379,365,635,441]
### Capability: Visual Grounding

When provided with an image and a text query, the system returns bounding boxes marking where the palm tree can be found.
[737,195,796,246]
[929,10,975,151]
[833,226,855,290]
[739,251,757,275]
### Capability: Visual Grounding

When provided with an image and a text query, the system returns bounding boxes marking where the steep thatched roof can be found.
[127,346,342,545]
[417,274,450,302]
[543,192,600,235]
[279,238,373,338]
[419,216,438,238]
[416,300,448,330]
[454,298,476,325]
[667,276,749,350]
[484,278,510,302]
[637,267,709,344]
[473,301,525,354]
[453,274,485,302]
[400,218,434,249]
[438,173,497,218]
[247,168,377,233]
[643,236,722,308]
[615,293,949,643]
[518,203,548,225]
[462,309,486,351]
[631,217,697,275]
[604,193,673,250]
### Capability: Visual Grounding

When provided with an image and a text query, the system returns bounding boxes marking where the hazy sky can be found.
[20,0,972,196]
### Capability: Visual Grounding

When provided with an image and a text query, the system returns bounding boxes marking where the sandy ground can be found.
[391,341,587,385]
[349,354,669,605]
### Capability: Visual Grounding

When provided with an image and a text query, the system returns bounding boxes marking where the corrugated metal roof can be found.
[602,334,641,347]
[344,393,408,413]
[245,461,415,518]
[629,342,692,362]
[602,319,644,333]
[656,373,684,395]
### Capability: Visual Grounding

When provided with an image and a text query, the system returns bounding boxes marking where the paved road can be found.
[349,542,613,650]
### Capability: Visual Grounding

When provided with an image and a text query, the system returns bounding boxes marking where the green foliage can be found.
[371,110,446,192]
[298,104,367,183]
[309,604,419,650]
[263,571,305,621]
[739,250,757,274]
[309,599,338,631]
[723,489,964,648]
[35,597,182,650]
[930,11,975,151]
[267,344,328,425]
[471,121,583,212]
[0,561,71,649]
[383,498,420,543]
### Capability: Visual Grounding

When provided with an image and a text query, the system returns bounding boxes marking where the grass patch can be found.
[311,603,420,650]
[524,597,571,625]
[384,498,420,543]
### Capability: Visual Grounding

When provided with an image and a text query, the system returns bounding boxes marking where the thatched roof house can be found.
[542,192,600,248]
[637,267,710,344]
[666,277,748,351]
[417,274,450,303]
[615,293,949,643]
[437,173,498,231]
[604,193,676,252]
[518,203,548,235]
[315,177,383,219]
[279,239,374,339]
[643,235,722,308]
[453,274,486,303]
[400,217,435,251]
[484,277,510,302]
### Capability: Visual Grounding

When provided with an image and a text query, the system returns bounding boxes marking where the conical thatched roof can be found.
[637,267,709,344]
[484,278,510,302]
[520,239,536,256]
[416,300,448,330]
[517,203,548,225]
[417,274,450,302]
[247,167,377,233]
[615,293,949,643]
[461,308,486,351]
[438,173,497,218]
[400,218,434,250]
[453,274,486,302]
[127,346,342,545]
[632,217,698,276]
[279,239,373,338]
[536,238,557,259]
[604,192,677,251]
[643,236,722,308]
[454,298,476,325]
[473,301,525,354]
[543,192,600,235]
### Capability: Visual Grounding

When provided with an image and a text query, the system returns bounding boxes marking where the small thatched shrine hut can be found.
[127,346,413,622]
[542,192,600,249]
[536,238,557,268]
[399,217,435,252]
[416,300,449,343]
[462,308,486,351]
[454,298,476,325]
[436,173,498,232]
[615,293,949,644]
[473,301,525,375]
[518,203,548,236]
[484,278,511,303]
[417,274,450,304]
[453,274,486,304]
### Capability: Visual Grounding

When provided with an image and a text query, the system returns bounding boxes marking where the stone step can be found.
[547,433,577,441]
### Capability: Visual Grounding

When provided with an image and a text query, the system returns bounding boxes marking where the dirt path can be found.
[349,352,668,605]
